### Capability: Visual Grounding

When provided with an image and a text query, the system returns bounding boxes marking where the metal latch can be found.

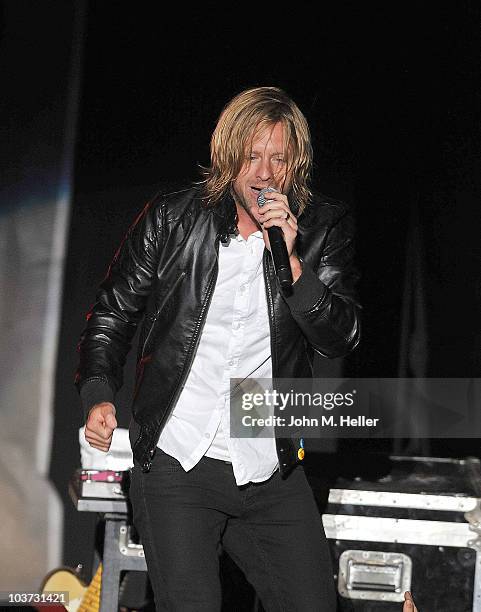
[119,524,145,558]
[338,550,412,602]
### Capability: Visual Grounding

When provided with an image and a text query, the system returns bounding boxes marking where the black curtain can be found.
[51,0,481,583]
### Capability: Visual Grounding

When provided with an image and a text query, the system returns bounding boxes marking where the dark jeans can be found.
[129,450,336,612]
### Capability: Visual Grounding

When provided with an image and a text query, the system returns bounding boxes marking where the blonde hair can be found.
[201,87,313,213]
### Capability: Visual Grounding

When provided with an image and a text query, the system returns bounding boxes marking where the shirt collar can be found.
[233,230,263,242]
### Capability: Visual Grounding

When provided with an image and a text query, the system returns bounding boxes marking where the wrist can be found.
[289,254,303,284]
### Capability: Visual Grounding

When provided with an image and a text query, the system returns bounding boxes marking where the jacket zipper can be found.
[263,250,277,375]
[264,250,289,473]
[140,271,186,359]
[145,240,220,466]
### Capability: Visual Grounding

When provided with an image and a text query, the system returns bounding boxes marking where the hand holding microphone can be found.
[257,187,294,294]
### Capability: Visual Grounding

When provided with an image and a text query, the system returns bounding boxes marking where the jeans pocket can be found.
[153,449,184,473]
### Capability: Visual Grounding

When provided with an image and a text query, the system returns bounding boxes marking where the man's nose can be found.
[256,159,273,181]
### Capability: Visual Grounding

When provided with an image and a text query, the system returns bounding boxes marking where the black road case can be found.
[320,455,481,612]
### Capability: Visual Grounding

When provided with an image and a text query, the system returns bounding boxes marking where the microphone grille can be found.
[257,187,278,206]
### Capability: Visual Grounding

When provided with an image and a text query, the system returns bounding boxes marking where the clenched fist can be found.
[84,402,118,452]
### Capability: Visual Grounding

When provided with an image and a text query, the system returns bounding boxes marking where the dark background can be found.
[44,0,480,598]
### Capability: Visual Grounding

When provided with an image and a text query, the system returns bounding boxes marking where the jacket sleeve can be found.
[284,205,361,358]
[75,199,163,416]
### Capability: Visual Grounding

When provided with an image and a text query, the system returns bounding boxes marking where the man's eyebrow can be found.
[249,148,288,156]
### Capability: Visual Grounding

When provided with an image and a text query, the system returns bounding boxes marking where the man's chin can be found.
[234,200,262,228]
[236,196,256,215]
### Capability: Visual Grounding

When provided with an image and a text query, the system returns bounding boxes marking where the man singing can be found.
[76,86,361,611]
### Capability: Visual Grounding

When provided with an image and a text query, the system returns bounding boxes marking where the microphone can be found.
[257,187,293,294]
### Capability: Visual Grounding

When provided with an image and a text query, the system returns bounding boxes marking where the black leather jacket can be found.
[76,186,361,475]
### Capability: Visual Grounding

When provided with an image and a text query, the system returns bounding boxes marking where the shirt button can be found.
[232,321,240,330]
[204,433,211,439]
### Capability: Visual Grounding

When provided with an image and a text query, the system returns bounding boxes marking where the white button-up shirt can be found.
[157,230,278,485]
